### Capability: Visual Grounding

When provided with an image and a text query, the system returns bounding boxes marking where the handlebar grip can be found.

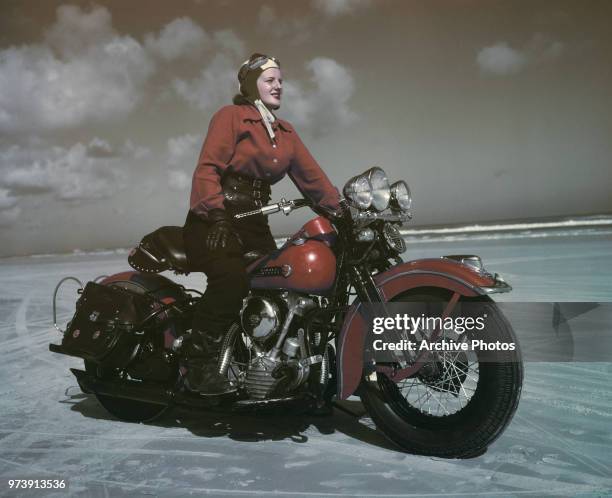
[292,199,312,208]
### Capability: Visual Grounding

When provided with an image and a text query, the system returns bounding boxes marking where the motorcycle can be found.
[50,166,522,458]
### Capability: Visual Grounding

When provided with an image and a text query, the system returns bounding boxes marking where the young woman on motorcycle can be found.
[183,53,343,395]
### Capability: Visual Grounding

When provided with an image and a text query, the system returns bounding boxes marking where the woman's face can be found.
[257,68,283,109]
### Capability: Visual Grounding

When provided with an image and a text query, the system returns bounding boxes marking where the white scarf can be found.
[254,99,276,143]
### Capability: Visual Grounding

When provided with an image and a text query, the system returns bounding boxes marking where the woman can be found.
[183,53,343,395]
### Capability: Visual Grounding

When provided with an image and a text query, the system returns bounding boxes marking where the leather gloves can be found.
[206,209,242,251]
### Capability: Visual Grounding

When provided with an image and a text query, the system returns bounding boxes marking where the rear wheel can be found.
[84,360,170,423]
[360,288,523,457]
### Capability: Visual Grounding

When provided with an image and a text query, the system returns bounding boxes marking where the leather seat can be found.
[128,226,267,274]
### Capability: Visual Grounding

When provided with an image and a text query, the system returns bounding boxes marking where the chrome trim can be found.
[383,223,407,254]
[281,264,293,277]
[479,273,513,294]
[390,180,412,212]
[240,295,281,342]
[353,209,412,224]
[441,256,512,293]
[52,276,84,334]
[355,227,376,242]
[138,243,164,264]
[366,167,391,212]
[442,254,490,275]
[267,292,316,361]
[344,174,373,210]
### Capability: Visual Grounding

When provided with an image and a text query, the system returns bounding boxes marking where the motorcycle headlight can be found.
[343,174,373,210]
[367,167,390,211]
[390,181,412,212]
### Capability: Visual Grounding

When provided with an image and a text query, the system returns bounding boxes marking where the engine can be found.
[238,291,321,399]
[240,294,283,343]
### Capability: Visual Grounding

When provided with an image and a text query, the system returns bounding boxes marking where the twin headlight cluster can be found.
[342,167,412,212]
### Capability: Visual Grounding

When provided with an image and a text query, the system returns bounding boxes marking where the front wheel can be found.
[359,289,523,458]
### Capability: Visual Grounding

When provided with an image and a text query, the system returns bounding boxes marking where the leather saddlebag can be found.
[62,282,151,368]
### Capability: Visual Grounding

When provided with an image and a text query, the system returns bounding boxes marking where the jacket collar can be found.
[238,104,292,132]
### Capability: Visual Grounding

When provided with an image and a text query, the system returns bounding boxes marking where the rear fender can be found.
[337,258,509,400]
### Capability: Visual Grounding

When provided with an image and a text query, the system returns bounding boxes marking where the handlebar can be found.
[234,198,312,219]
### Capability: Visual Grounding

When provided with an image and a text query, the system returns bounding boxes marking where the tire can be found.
[83,272,185,423]
[359,288,523,458]
[84,360,170,423]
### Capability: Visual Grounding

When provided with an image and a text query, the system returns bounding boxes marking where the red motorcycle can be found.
[50,167,522,458]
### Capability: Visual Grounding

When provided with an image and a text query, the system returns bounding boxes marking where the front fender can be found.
[336,258,510,400]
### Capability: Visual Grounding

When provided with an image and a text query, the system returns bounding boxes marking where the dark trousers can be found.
[183,210,277,339]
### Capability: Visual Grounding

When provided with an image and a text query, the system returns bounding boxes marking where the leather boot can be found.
[184,329,236,396]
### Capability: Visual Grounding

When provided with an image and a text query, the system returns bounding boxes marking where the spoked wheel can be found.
[400,349,478,417]
[84,360,170,423]
[360,288,523,458]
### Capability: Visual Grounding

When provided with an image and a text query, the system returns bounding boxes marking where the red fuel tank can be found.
[249,216,337,295]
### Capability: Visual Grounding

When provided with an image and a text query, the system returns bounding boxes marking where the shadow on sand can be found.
[62,388,399,452]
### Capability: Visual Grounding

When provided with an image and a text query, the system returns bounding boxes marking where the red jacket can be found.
[190,104,341,218]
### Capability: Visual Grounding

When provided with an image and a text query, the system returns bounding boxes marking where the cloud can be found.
[212,30,245,59]
[165,134,200,191]
[528,34,565,63]
[144,17,209,61]
[0,188,18,210]
[0,139,148,203]
[476,43,527,75]
[173,53,238,111]
[44,4,115,57]
[122,139,151,160]
[0,5,155,134]
[87,137,115,158]
[257,5,311,43]
[477,35,564,76]
[168,170,192,191]
[311,0,372,17]
[280,57,357,136]
[167,133,201,168]
[476,43,527,76]
[0,181,24,226]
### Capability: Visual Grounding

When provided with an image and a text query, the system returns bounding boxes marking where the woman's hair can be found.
[232,94,251,106]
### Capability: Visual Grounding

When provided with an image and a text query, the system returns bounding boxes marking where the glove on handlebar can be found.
[205,209,242,251]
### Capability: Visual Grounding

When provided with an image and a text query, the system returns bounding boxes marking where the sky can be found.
[1,0,611,256]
